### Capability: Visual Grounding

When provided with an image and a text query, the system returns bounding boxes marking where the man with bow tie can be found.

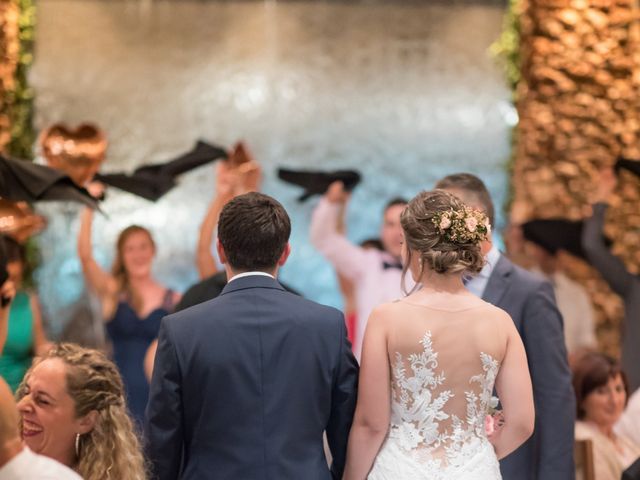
[310,181,410,360]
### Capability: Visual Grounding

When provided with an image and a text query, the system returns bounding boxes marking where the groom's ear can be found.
[277,243,291,267]
[216,239,228,265]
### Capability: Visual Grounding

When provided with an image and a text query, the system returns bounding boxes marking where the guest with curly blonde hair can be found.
[16,343,146,480]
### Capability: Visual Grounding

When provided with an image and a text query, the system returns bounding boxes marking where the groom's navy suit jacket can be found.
[145,275,359,480]
[484,255,576,480]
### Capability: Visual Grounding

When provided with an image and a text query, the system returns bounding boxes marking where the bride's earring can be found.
[75,433,81,457]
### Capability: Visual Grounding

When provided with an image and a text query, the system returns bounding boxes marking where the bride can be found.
[343,190,534,480]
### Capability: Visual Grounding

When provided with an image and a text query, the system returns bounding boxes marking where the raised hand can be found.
[214,160,243,200]
[86,180,106,199]
[326,180,350,204]
[593,167,617,204]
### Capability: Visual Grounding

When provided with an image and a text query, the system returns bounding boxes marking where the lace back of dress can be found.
[386,307,503,469]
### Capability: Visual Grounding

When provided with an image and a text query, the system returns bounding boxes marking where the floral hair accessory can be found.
[431,207,490,244]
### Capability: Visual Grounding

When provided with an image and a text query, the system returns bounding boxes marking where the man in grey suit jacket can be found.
[145,192,359,480]
[436,174,575,480]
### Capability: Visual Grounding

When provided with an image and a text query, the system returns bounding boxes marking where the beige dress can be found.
[575,420,640,480]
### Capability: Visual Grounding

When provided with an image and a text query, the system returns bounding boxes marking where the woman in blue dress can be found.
[77,193,180,428]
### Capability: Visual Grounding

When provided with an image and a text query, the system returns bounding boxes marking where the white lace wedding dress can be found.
[368,303,504,480]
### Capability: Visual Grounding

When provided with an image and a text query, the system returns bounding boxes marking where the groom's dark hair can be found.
[218,192,291,271]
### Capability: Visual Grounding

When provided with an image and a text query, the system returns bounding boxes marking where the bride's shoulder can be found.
[371,300,402,316]
[476,300,515,327]
[367,301,405,324]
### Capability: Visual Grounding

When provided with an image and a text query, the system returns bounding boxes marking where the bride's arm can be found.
[490,312,535,459]
[343,308,391,480]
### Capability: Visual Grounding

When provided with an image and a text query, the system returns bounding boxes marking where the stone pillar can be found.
[510,0,640,356]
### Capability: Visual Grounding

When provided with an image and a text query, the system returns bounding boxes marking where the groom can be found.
[146,192,359,480]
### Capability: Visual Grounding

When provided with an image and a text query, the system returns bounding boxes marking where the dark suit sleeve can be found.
[145,318,184,480]
[582,203,635,298]
[326,313,359,480]
[522,281,576,480]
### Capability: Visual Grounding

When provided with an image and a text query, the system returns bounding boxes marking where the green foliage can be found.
[490,0,522,219]
[7,0,36,160]
[5,0,38,288]
[490,0,522,98]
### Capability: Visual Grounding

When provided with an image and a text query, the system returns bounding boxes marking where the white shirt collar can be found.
[464,244,501,298]
[481,244,501,278]
[228,271,275,283]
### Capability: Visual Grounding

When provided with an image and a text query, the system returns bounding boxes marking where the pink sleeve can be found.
[309,198,368,281]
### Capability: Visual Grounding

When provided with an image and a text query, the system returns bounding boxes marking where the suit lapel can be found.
[482,254,513,306]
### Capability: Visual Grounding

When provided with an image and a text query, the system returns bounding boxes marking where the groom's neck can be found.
[224,265,278,280]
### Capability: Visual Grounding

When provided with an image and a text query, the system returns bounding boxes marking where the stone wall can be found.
[511,0,640,356]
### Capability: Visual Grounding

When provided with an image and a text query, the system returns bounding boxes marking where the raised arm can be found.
[77,207,117,302]
[78,201,118,321]
[196,160,261,279]
[491,312,535,459]
[582,167,635,297]
[583,203,635,297]
[197,195,227,279]
[343,307,390,480]
[309,182,368,282]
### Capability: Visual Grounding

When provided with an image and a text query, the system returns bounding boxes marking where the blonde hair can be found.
[111,225,155,312]
[401,190,487,292]
[17,344,147,480]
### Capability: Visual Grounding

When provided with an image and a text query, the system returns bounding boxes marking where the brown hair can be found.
[571,351,629,420]
[435,173,495,228]
[17,343,147,480]
[400,190,486,292]
[218,192,291,271]
[111,225,155,312]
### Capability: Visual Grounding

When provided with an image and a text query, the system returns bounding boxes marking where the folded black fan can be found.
[96,140,228,201]
[0,155,98,209]
[521,219,612,261]
[277,168,361,202]
[623,457,640,480]
[615,157,640,178]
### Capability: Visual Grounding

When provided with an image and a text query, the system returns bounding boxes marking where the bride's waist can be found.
[386,426,492,456]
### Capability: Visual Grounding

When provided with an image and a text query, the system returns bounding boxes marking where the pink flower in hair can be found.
[439,215,452,231]
[465,216,478,233]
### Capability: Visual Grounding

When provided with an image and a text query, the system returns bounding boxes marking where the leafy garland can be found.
[3,0,38,288]
[490,0,522,217]
[490,0,522,98]
[7,0,36,160]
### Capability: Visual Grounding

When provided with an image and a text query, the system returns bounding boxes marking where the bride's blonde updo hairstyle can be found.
[401,190,489,286]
